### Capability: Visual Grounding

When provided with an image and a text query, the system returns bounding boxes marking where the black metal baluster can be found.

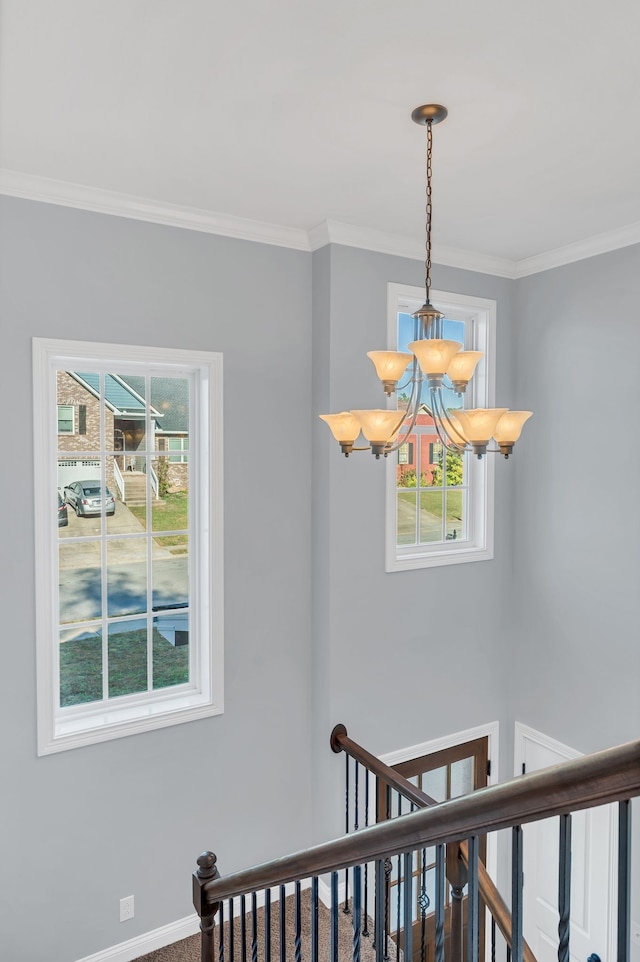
[558,815,571,962]
[331,871,340,962]
[420,848,427,962]
[354,864,362,962]
[512,826,523,962]
[279,886,286,962]
[229,899,235,962]
[240,896,247,962]
[345,753,351,913]
[251,892,258,962]
[618,800,632,962]
[355,761,360,831]
[403,852,413,962]
[219,899,225,962]
[294,881,302,962]
[491,916,496,962]
[435,844,445,962]
[396,796,402,957]
[506,949,511,962]
[363,770,370,938]
[265,888,271,962]
[384,784,392,962]
[467,835,479,962]
[311,877,319,962]
[384,857,392,962]
[375,860,384,960]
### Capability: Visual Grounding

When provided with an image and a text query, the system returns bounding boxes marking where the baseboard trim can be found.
[75,879,323,962]
[74,913,201,962]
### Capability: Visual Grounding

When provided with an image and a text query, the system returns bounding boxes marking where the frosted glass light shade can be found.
[367,351,413,382]
[409,339,462,375]
[446,351,483,383]
[350,409,403,443]
[319,412,361,443]
[454,408,508,442]
[493,411,533,443]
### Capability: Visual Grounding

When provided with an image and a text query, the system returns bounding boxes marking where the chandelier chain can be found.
[425,120,433,304]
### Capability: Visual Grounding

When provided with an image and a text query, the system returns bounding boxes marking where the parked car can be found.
[57,491,68,527]
[63,480,116,517]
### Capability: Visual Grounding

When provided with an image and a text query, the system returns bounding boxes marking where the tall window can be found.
[385,285,496,571]
[33,339,223,755]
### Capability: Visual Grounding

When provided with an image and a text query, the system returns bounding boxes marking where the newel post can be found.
[193,851,221,962]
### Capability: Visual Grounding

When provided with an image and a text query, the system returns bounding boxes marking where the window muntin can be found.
[57,404,74,434]
[35,340,223,754]
[385,285,495,571]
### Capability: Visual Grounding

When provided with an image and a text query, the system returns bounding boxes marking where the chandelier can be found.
[319,104,532,461]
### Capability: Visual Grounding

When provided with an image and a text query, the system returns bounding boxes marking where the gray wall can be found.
[510,246,640,751]
[510,247,640,940]
[311,244,519,847]
[2,191,637,961]
[0,197,313,961]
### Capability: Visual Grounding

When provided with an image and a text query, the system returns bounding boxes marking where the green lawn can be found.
[60,628,189,707]
[129,491,188,547]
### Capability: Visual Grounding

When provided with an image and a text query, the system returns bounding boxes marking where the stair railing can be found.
[330,724,535,962]
[194,734,640,962]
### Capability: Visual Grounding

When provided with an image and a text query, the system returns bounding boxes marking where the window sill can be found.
[386,543,494,572]
[39,688,223,755]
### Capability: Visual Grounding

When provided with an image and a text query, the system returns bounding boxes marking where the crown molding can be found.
[2,168,640,277]
[514,219,640,277]
[310,219,516,278]
[0,169,310,251]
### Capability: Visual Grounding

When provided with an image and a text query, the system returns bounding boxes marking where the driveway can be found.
[58,500,188,624]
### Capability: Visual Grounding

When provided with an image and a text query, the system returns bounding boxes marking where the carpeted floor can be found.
[133,889,382,962]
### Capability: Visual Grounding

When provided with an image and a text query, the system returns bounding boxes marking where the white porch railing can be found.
[113,458,125,501]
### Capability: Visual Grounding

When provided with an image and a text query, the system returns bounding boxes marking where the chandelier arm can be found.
[383,374,426,455]
[431,389,467,452]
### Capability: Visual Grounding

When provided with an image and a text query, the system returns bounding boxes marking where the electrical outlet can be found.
[631,922,640,945]
[120,895,135,922]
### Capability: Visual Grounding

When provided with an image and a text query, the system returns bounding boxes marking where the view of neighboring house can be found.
[56,371,189,501]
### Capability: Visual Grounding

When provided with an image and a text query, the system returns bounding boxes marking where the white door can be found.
[515,725,615,962]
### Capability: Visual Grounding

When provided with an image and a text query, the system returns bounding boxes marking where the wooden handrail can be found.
[201,736,640,905]
[331,724,534,962]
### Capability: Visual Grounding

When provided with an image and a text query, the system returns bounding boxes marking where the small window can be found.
[168,437,189,462]
[57,405,74,434]
[386,285,496,571]
[34,339,224,754]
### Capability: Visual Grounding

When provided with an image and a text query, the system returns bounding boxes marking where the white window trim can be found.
[33,338,224,755]
[385,284,496,571]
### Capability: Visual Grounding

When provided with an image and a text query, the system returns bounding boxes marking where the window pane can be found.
[152,459,189,536]
[57,371,101,450]
[421,766,447,803]
[152,536,189,611]
[59,626,103,707]
[445,488,466,542]
[59,539,102,624]
[419,490,445,544]
[450,757,474,798]
[443,448,465,486]
[108,619,148,697]
[397,490,417,545]
[151,376,189,458]
[107,538,148,618]
[153,613,189,690]
[112,373,147,455]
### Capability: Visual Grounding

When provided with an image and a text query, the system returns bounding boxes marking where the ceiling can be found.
[2,0,640,268]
